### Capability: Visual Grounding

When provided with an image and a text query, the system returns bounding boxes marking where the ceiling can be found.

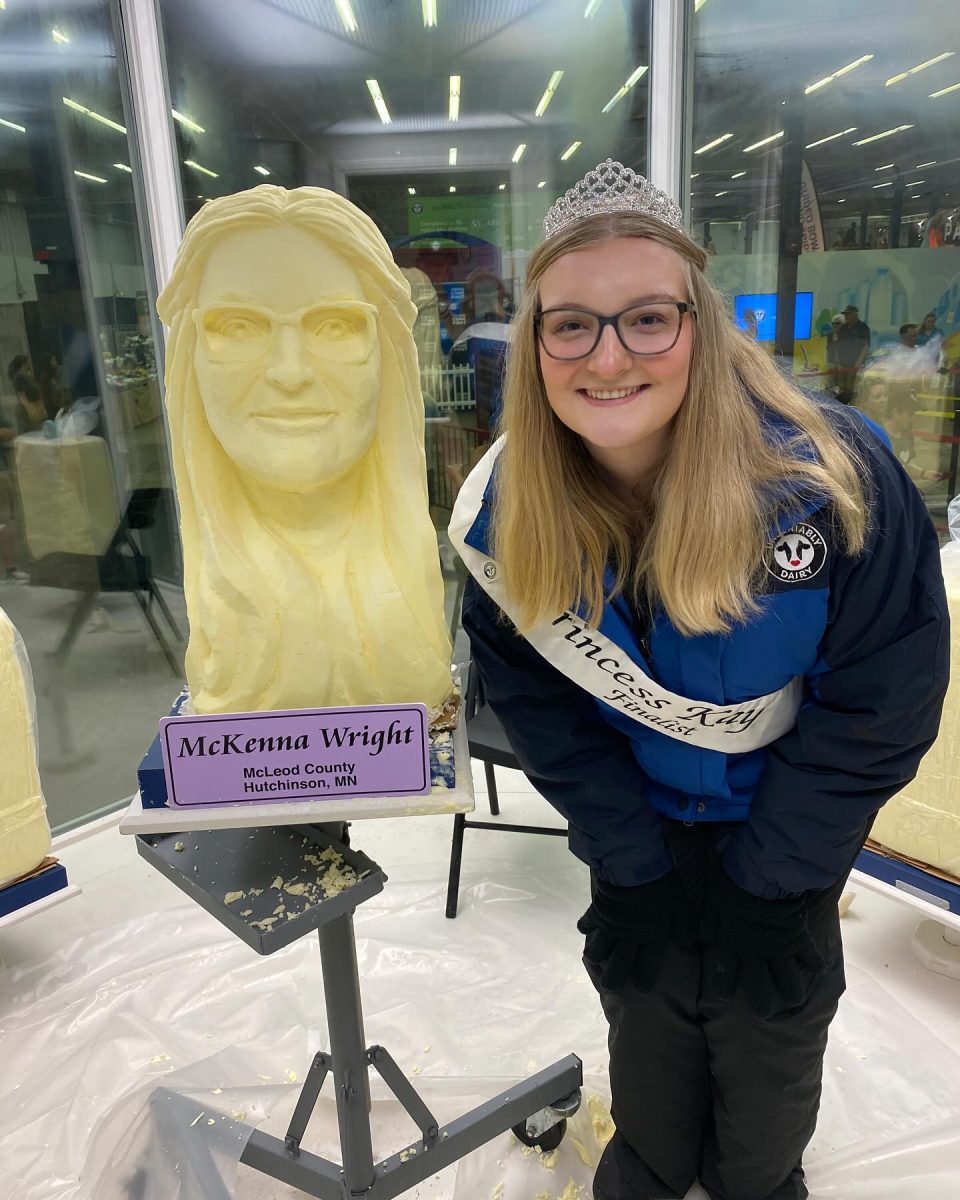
[1,0,958,236]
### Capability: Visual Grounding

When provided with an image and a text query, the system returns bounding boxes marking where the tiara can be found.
[543,159,684,240]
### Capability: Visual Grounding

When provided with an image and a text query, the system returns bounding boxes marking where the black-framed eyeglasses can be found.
[535,301,695,361]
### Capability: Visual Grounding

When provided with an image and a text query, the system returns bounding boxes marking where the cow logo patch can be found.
[765,523,827,583]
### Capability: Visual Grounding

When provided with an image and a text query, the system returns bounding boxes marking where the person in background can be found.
[37,352,70,419]
[898,323,919,350]
[451,160,948,1200]
[916,312,943,346]
[6,356,46,436]
[857,378,888,426]
[835,305,870,404]
[824,314,844,397]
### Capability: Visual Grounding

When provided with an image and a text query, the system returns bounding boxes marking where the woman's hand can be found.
[700,858,827,1019]
[579,870,698,993]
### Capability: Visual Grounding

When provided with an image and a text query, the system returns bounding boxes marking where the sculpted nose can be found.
[265,325,315,392]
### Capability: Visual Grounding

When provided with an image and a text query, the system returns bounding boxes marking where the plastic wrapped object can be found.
[0,605,51,888]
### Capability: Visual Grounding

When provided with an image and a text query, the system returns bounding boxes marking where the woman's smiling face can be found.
[537,236,694,490]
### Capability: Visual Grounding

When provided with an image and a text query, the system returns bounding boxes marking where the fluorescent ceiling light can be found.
[694,0,710,9]
[535,70,564,118]
[930,81,960,98]
[448,146,457,165]
[886,52,954,86]
[804,127,856,149]
[334,0,357,32]
[805,54,873,94]
[537,181,547,188]
[407,187,416,195]
[498,183,506,190]
[184,159,218,178]
[560,140,582,161]
[171,109,205,134]
[365,79,391,124]
[690,172,699,179]
[915,160,937,167]
[601,64,648,113]
[853,124,913,145]
[449,185,456,193]
[74,170,107,184]
[51,28,70,44]
[254,165,271,176]
[715,190,727,197]
[62,97,126,134]
[874,163,895,170]
[837,198,846,203]
[113,163,133,173]
[695,133,733,154]
[583,0,604,16]
[449,75,461,122]
[872,181,893,188]
[905,180,926,187]
[0,118,26,133]
[512,142,527,163]
[743,130,784,152]
[422,0,437,28]
[731,171,746,179]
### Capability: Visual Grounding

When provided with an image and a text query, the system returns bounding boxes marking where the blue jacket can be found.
[459,404,949,899]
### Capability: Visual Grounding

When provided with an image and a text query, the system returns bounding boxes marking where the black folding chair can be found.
[446,658,566,917]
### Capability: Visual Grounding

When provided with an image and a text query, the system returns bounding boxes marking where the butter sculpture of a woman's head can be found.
[157,186,452,714]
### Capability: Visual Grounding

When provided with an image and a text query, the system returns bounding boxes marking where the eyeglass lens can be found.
[539,304,684,359]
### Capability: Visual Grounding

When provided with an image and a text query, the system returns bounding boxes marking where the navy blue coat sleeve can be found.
[461,577,674,886]
[723,439,950,899]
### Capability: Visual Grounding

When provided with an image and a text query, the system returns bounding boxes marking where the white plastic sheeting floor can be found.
[1,772,959,1200]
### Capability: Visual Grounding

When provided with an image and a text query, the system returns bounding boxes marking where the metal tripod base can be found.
[135,824,582,1199]
[240,908,582,1199]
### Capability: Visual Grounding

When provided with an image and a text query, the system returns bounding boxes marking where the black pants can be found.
[587,873,849,1200]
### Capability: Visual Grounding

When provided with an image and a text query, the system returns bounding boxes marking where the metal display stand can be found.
[136,825,582,1199]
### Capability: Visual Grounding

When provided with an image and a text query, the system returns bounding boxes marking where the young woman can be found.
[449,162,948,1200]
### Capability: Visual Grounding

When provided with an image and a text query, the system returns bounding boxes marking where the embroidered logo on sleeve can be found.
[765,523,827,584]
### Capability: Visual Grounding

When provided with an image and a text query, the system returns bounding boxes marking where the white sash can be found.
[448,438,802,754]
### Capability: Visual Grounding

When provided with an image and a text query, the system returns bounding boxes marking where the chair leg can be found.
[446,812,467,919]
[130,586,182,676]
[148,577,182,640]
[54,591,99,664]
[484,761,500,816]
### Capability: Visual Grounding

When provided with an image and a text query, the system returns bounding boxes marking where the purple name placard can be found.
[159,704,430,808]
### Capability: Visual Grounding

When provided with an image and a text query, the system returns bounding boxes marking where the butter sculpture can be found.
[157,186,453,715]
[871,546,960,878]
[0,606,51,888]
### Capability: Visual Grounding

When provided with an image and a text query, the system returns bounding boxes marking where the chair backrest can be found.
[15,434,121,560]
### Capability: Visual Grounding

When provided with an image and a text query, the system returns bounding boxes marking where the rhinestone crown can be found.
[543,159,684,240]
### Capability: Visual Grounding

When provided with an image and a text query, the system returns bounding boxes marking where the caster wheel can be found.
[511,1117,566,1152]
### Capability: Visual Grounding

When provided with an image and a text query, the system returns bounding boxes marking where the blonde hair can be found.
[157,186,451,712]
[495,212,868,636]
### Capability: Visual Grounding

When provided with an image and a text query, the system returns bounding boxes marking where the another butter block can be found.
[0,607,51,888]
[872,547,960,879]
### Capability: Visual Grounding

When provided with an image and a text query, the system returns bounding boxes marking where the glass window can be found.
[689,0,960,536]
[156,0,652,630]
[1,2,183,830]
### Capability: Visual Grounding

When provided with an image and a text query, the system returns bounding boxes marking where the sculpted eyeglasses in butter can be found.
[193,300,378,364]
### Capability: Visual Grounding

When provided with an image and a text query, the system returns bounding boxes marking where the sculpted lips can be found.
[252,409,335,422]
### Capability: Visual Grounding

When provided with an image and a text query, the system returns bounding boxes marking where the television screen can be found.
[734,292,813,341]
